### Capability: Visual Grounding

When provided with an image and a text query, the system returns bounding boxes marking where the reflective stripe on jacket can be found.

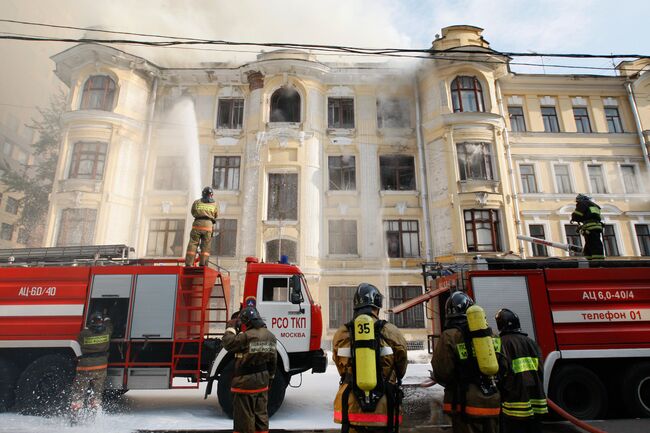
[222,326,277,394]
[77,322,113,368]
[571,200,602,232]
[191,198,218,229]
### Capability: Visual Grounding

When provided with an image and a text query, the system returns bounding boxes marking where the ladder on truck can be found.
[171,268,229,388]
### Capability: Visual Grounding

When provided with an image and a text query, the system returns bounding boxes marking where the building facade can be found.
[45,26,650,345]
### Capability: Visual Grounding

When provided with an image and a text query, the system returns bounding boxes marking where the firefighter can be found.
[70,311,113,416]
[570,193,604,260]
[332,283,408,433]
[495,309,547,433]
[223,306,277,433]
[431,291,503,433]
[185,186,219,266]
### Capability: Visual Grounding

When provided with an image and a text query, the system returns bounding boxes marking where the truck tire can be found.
[267,370,288,417]
[622,363,650,417]
[550,364,607,419]
[0,357,18,412]
[15,353,75,416]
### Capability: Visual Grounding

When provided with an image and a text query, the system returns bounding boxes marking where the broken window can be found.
[57,208,97,246]
[328,155,356,190]
[212,156,240,191]
[328,98,355,128]
[146,219,185,257]
[211,218,237,257]
[380,155,415,191]
[265,239,297,264]
[154,156,188,190]
[451,76,484,113]
[69,141,107,180]
[384,220,420,258]
[457,142,493,181]
[377,98,410,128]
[270,87,301,122]
[217,98,244,129]
[80,75,116,111]
[267,173,298,220]
[464,209,501,252]
[328,220,358,255]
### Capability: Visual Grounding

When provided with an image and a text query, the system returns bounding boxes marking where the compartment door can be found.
[130,274,177,339]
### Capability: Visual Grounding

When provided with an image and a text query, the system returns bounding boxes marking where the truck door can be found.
[256,274,311,353]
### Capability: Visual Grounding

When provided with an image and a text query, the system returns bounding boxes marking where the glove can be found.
[226,319,239,329]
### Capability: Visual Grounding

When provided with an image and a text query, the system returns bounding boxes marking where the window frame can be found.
[508,105,527,132]
[68,141,108,180]
[269,87,301,123]
[541,106,560,132]
[518,163,538,194]
[564,224,583,253]
[586,163,607,194]
[216,98,245,130]
[604,106,623,133]
[328,286,357,329]
[328,155,356,191]
[379,155,416,191]
[146,218,186,257]
[450,76,485,113]
[0,223,13,241]
[528,223,549,257]
[80,75,117,111]
[212,156,241,191]
[463,209,502,252]
[5,196,19,215]
[388,286,425,328]
[267,172,298,221]
[456,142,494,182]
[602,224,620,257]
[327,97,355,129]
[552,163,574,194]
[211,218,238,257]
[634,224,650,256]
[384,219,420,258]
[265,238,298,264]
[573,107,592,133]
[56,208,97,247]
[328,219,358,255]
[619,163,641,194]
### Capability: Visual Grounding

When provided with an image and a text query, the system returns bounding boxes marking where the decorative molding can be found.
[571,96,588,106]
[475,192,489,207]
[603,97,618,107]
[507,95,524,105]
[539,96,556,106]
[161,201,171,214]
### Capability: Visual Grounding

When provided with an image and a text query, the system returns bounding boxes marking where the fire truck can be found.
[0,245,327,417]
[395,257,650,419]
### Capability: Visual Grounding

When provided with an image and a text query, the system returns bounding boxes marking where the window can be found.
[17,228,28,245]
[508,106,526,132]
[212,156,241,191]
[380,155,415,190]
[450,76,484,113]
[329,286,356,328]
[328,156,356,190]
[270,87,300,122]
[605,107,623,133]
[212,219,237,257]
[457,142,493,181]
[69,141,107,180]
[262,277,289,302]
[146,219,185,257]
[328,98,354,129]
[602,225,619,256]
[529,225,548,257]
[265,239,297,264]
[541,106,560,132]
[587,165,606,193]
[565,224,582,250]
[80,75,116,111]
[5,196,19,215]
[621,164,639,193]
[267,173,298,220]
[554,164,573,194]
[519,164,538,193]
[377,98,410,128]
[384,220,420,258]
[328,220,358,255]
[635,224,650,256]
[154,156,188,190]
[573,107,592,133]
[0,223,13,241]
[464,209,501,252]
[2,141,11,157]
[56,209,97,246]
[389,286,425,328]
[217,98,244,129]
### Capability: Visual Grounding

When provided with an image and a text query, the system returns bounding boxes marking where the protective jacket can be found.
[499,331,548,419]
[332,312,408,428]
[191,198,218,232]
[222,325,277,393]
[571,200,602,234]
[431,317,502,418]
[77,321,113,369]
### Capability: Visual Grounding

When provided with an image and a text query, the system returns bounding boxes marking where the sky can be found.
[0,0,649,130]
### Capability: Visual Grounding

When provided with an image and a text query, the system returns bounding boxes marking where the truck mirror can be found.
[290,275,304,304]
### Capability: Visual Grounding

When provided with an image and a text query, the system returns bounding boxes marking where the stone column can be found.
[359,142,381,259]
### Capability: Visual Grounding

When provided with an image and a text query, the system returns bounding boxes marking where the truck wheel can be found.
[15,354,75,416]
[550,364,607,419]
[0,357,18,412]
[622,363,650,417]
[216,360,234,418]
[267,370,288,417]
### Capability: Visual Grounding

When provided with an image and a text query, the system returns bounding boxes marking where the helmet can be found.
[88,311,103,329]
[202,186,214,199]
[353,283,383,311]
[495,308,521,333]
[239,306,264,328]
[445,291,474,317]
[576,193,591,202]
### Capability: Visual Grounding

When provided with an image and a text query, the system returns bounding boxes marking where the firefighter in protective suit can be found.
[570,193,604,260]
[223,306,277,433]
[332,283,408,433]
[70,311,113,415]
[431,292,503,433]
[185,186,219,266]
[495,309,547,433]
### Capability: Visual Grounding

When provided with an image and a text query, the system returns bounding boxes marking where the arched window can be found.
[80,75,116,111]
[270,87,301,122]
[451,76,484,113]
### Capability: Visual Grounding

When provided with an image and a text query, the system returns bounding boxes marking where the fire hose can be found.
[419,380,608,433]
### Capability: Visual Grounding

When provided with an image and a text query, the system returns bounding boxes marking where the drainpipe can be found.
[495,80,524,257]
[625,81,650,171]
[131,76,159,254]
[414,76,433,261]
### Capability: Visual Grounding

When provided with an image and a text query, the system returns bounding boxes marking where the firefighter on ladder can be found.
[70,311,113,418]
[332,283,408,433]
[495,309,548,433]
[223,306,277,433]
[185,186,219,266]
[570,193,604,260]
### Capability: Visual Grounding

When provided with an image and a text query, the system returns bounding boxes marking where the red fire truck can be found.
[410,258,650,419]
[0,245,326,417]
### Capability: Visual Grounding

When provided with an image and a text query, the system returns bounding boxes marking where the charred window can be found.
[328,220,358,255]
[573,107,592,133]
[80,75,116,111]
[565,225,582,250]
[389,286,425,328]
[217,98,244,129]
[328,155,356,190]
[328,98,355,128]
[0,223,13,241]
[329,286,356,328]
[457,142,493,181]
[69,141,107,180]
[265,239,297,264]
[270,87,301,122]
[146,219,185,257]
[384,220,420,258]
[380,155,415,191]
[529,224,548,257]
[451,76,484,113]
[212,156,240,191]
[267,173,298,221]
[377,98,410,128]
[464,209,501,252]
[154,156,188,190]
[57,208,97,246]
[5,196,19,215]
[603,225,620,257]
[635,224,650,256]
[211,219,237,257]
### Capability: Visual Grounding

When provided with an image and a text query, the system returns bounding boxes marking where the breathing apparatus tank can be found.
[353,314,377,395]
[466,304,499,376]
